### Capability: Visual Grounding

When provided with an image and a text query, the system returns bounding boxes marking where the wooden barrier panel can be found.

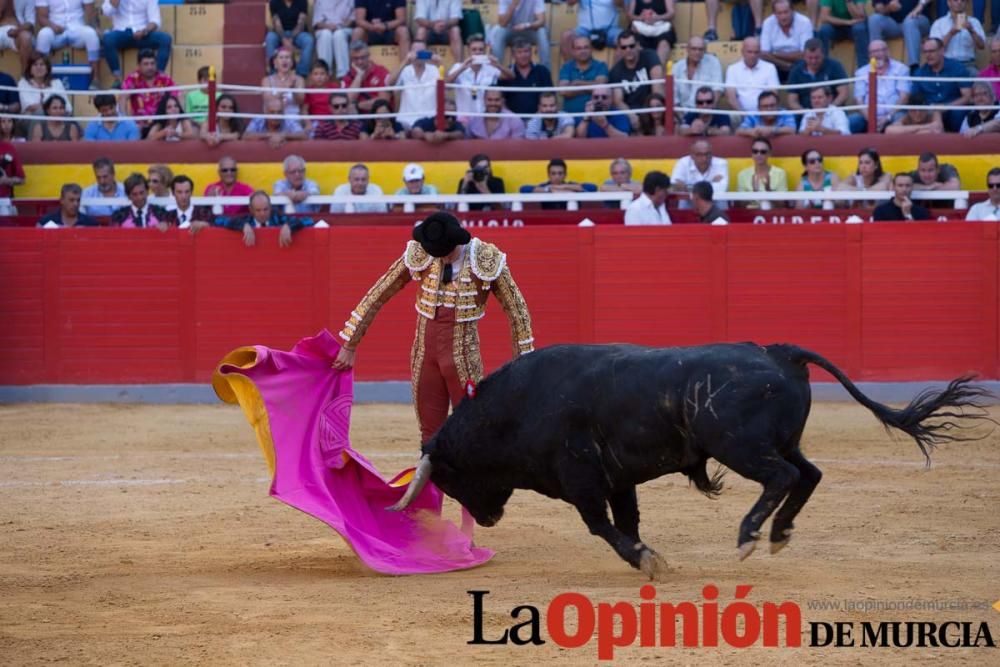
[1,224,998,385]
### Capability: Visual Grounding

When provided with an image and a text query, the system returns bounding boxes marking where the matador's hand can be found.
[332,347,356,370]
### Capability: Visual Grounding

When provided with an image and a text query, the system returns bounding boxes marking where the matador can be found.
[332,211,535,444]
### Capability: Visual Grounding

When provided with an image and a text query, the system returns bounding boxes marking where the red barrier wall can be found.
[2,223,998,384]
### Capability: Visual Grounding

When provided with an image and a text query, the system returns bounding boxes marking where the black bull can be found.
[389,343,992,578]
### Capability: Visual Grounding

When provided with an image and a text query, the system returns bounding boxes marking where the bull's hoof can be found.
[770,529,793,555]
[737,529,761,561]
[639,549,668,581]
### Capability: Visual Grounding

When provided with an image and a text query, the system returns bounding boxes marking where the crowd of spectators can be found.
[1,0,998,144]
[2,0,1000,226]
[19,142,997,232]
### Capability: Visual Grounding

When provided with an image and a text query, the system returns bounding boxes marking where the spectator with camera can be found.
[525,91,575,139]
[930,0,985,77]
[414,0,462,63]
[389,40,441,129]
[447,34,511,122]
[38,184,98,228]
[465,88,525,139]
[457,153,506,211]
[559,35,609,116]
[575,85,630,137]
[560,0,626,60]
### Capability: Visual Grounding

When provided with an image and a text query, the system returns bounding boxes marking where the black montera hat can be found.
[412,211,471,257]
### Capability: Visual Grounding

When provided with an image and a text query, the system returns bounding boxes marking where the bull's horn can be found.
[386,455,432,512]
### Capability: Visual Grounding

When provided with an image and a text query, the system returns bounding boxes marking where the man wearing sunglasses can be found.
[965,168,1000,220]
[575,85,630,137]
[609,30,663,131]
[311,92,364,140]
[679,85,732,136]
[204,157,254,216]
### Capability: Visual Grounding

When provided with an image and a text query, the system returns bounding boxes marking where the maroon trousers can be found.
[413,307,470,444]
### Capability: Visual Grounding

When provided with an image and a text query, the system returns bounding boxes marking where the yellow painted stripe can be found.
[21,155,1000,199]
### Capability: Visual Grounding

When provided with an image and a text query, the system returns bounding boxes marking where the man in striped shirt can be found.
[312,91,364,140]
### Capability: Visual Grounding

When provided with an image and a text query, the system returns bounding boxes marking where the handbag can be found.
[631,20,672,38]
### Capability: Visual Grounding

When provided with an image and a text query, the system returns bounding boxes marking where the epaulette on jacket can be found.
[404,240,433,272]
[469,238,506,282]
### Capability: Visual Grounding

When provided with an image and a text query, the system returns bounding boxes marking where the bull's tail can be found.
[772,344,995,467]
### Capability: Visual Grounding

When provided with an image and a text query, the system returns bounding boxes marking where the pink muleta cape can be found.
[212,329,493,575]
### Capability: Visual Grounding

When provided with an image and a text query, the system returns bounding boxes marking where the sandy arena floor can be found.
[1,403,998,665]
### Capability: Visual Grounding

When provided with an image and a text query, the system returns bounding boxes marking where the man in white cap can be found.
[395,162,439,211]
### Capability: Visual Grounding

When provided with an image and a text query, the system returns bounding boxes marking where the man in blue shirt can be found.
[912,36,972,131]
[574,86,630,137]
[84,95,140,141]
[82,157,126,218]
[786,39,849,110]
[37,184,99,227]
[558,35,609,115]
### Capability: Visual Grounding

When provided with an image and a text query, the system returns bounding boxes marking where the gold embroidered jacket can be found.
[339,238,535,356]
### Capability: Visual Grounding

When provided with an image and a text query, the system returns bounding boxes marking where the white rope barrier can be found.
[218,82,417,95]
[0,83,207,96]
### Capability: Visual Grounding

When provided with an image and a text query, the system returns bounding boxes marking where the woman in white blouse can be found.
[18,52,71,115]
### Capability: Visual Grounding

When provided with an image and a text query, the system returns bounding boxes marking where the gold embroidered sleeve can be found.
[492,266,535,356]
[338,257,410,349]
